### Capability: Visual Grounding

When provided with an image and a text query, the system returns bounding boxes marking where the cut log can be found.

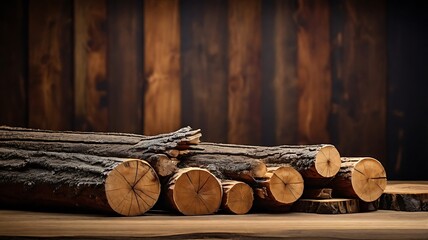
[331,157,387,202]
[166,167,222,215]
[302,188,332,199]
[253,166,304,211]
[147,154,179,178]
[291,198,359,214]
[379,181,428,211]
[183,143,341,185]
[178,154,267,183]
[0,126,201,177]
[221,180,254,215]
[0,148,160,216]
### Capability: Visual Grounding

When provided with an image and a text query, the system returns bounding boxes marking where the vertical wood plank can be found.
[28,0,73,130]
[181,0,228,142]
[74,0,108,132]
[387,0,428,179]
[108,0,143,133]
[144,0,180,135]
[0,0,27,127]
[296,0,331,144]
[262,0,298,145]
[228,0,262,144]
[330,0,387,162]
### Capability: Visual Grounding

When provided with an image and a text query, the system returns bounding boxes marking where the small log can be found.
[166,167,223,215]
[291,198,359,214]
[331,157,387,202]
[221,180,254,215]
[183,143,341,185]
[0,148,160,216]
[302,188,332,199]
[178,154,267,183]
[379,181,428,211]
[0,126,201,177]
[253,166,304,211]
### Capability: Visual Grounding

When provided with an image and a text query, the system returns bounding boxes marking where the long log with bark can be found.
[182,142,341,185]
[0,148,160,216]
[166,167,223,215]
[330,157,387,202]
[0,126,201,177]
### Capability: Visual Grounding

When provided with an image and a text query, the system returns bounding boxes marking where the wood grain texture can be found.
[0,210,427,239]
[330,0,387,162]
[0,0,27,127]
[262,0,298,145]
[386,0,428,180]
[228,0,262,145]
[181,0,228,142]
[296,0,331,144]
[28,0,73,130]
[74,0,108,132]
[107,0,143,133]
[144,0,181,135]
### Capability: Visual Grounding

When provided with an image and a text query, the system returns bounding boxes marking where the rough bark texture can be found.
[184,142,341,184]
[166,167,222,215]
[0,126,201,177]
[291,198,359,214]
[331,157,387,202]
[302,188,333,199]
[178,154,267,183]
[0,148,160,216]
[379,182,428,211]
[253,166,304,212]
[221,180,253,215]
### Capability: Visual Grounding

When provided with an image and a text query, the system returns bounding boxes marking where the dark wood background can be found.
[0,0,427,180]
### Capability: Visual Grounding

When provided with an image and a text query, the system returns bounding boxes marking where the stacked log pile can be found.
[0,126,398,216]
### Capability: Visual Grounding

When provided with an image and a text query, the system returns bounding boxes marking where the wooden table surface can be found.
[0,209,427,239]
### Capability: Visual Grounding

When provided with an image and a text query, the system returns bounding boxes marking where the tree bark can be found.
[183,142,341,184]
[291,199,359,214]
[166,167,223,215]
[178,154,267,183]
[0,148,160,216]
[302,188,332,199]
[379,182,428,211]
[0,126,201,177]
[330,157,387,202]
[253,166,304,211]
[221,180,253,214]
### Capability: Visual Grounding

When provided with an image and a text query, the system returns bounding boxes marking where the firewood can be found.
[183,142,341,185]
[291,198,359,214]
[331,157,387,202]
[221,180,254,215]
[0,126,201,177]
[253,166,304,211]
[379,181,428,211]
[166,167,222,215]
[0,148,160,216]
[302,188,333,199]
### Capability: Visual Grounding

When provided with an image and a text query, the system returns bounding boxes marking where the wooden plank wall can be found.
[0,0,426,180]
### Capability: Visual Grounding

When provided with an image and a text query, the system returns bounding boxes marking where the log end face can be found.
[315,145,341,178]
[251,160,267,178]
[270,166,304,204]
[223,182,254,215]
[172,168,222,215]
[105,159,160,216]
[352,157,387,202]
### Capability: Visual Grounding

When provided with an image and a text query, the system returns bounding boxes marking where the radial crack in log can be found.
[331,157,387,202]
[166,167,222,215]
